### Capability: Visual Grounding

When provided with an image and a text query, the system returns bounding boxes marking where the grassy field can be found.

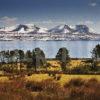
[0,59,100,100]
[47,59,92,71]
[0,76,9,82]
[25,74,100,85]
[0,59,100,84]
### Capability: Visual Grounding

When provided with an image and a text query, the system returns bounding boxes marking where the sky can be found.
[0,0,100,32]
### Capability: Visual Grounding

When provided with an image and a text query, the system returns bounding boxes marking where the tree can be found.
[10,50,15,63]
[92,44,100,70]
[13,49,24,70]
[9,50,16,69]
[14,49,19,67]
[18,50,25,70]
[32,48,46,71]
[92,44,100,59]
[5,50,10,64]
[0,51,6,64]
[56,47,70,71]
[25,50,32,69]
[0,51,6,69]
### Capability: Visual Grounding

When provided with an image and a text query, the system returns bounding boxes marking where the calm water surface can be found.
[0,40,100,58]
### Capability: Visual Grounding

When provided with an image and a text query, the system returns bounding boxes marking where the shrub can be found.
[42,79,61,94]
[0,79,33,100]
[85,78,98,88]
[71,65,91,74]
[35,92,67,100]
[26,81,43,92]
[64,78,85,88]
[65,78,100,100]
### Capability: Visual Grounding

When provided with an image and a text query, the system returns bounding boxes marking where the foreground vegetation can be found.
[0,45,100,99]
[0,75,100,100]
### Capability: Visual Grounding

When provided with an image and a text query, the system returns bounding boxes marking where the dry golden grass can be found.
[25,74,52,82]
[0,76,9,82]
[68,60,91,69]
[25,74,100,86]
[1,59,96,71]
[47,60,60,67]
[58,74,100,85]
[47,59,91,71]
[47,60,61,71]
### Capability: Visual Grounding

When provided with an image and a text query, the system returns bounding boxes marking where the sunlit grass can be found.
[47,59,92,71]
[25,74,100,86]
[59,74,100,85]
[25,74,52,82]
[0,76,9,82]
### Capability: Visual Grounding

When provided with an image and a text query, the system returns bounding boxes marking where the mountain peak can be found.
[48,24,73,33]
[12,24,29,32]
[75,24,89,33]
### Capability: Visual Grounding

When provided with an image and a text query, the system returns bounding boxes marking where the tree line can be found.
[0,48,46,71]
[0,44,100,72]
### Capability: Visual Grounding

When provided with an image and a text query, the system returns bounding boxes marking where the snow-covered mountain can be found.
[0,23,99,41]
[0,24,94,34]
[48,24,74,33]
[75,25,89,34]
[0,24,48,33]
[48,24,91,34]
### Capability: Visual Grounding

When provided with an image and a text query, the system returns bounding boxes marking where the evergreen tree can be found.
[32,48,46,71]
[25,50,32,69]
[56,47,70,71]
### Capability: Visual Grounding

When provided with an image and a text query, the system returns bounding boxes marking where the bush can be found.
[64,78,100,100]
[0,77,100,100]
[0,79,33,100]
[85,78,98,88]
[71,65,91,74]
[26,81,43,92]
[35,92,67,100]
[64,78,85,88]
[42,79,61,94]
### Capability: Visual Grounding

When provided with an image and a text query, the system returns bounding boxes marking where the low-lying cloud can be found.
[0,16,17,26]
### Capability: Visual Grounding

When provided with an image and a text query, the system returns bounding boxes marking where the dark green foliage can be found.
[71,65,92,74]
[18,50,25,62]
[0,48,46,72]
[56,47,70,71]
[92,44,100,59]
[92,44,100,70]
[25,50,33,69]
[9,50,16,63]
[32,48,46,71]
[56,47,69,62]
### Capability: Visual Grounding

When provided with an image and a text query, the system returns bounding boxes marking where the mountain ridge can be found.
[0,24,95,34]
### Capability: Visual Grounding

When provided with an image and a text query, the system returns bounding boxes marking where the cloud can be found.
[0,16,18,26]
[89,2,97,7]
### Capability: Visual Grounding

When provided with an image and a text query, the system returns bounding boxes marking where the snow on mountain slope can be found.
[48,24,92,34]
[75,25,89,34]
[0,26,17,32]
[48,24,74,33]
[0,24,47,33]
[38,27,48,33]
[0,24,95,35]
[12,24,35,33]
